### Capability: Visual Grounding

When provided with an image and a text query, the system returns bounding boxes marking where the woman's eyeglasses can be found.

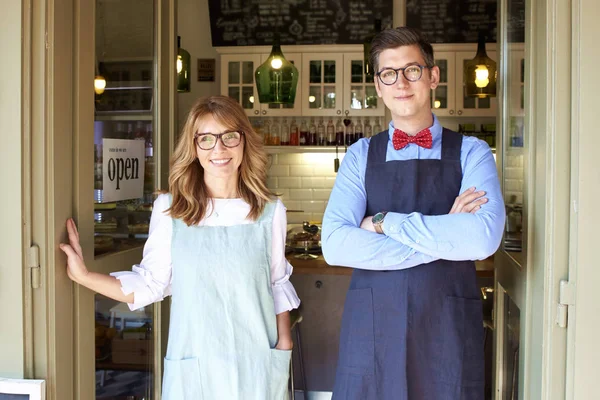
[194,131,244,150]
[376,65,431,85]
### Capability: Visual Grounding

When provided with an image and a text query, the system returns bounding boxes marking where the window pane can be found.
[351,60,363,83]
[228,62,240,84]
[309,61,321,84]
[437,59,448,83]
[324,60,336,83]
[241,87,254,109]
[478,96,491,109]
[432,86,448,109]
[309,86,322,109]
[242,62,254,84]
[365,86,378,109]
[228,86,240,103]
[350,86,364,110]
[323,86,336,109]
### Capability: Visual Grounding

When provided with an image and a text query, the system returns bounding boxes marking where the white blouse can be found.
[111,194,301,314]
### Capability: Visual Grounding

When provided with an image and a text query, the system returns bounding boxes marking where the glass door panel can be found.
[431,52,455,116]
[302,53,343,116]
[342,53,383,117]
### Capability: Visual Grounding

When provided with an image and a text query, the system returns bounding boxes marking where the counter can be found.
[287,254,495,277]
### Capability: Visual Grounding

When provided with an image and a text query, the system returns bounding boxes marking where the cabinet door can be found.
[258,53,302,117]
[342,53,385,117]
[220,54,261,117]
[301,53,344,117]
[431,51,457,117]
[455,51,498,117]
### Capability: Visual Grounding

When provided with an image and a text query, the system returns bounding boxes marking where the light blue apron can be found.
[161,199,291,399]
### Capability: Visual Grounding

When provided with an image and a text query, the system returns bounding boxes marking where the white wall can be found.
[177,0,220,133]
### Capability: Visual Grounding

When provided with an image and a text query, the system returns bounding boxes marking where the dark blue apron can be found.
[333,129,484,400]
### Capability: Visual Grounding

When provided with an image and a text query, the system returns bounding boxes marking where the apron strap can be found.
[440,128,463,162]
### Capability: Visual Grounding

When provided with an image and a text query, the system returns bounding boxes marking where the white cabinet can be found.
[300,52,385,118]
[431,47,498,117]
[218,46,386,119]
[220,53,303,117]
[220,54,261,117]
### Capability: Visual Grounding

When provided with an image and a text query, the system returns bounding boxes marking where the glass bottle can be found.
[326,119,335,146]
[264,119,272,145]
[270,118,281,146]
[364,118,373,138]
[299,120,308,145]
[345,120,356,146]
[308,118,317,146]
[336,118,345,145]
[254,34,299,104]
[280,118,290,146]
[290,119,299,146]
[355,118,364,140]
[317,118,326,146]
[374,117,382,135]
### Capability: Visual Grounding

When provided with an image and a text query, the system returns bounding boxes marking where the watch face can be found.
[372,212,384,224]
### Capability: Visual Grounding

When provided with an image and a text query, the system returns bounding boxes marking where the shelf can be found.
[265,146,347,154]
[95,114,153,121]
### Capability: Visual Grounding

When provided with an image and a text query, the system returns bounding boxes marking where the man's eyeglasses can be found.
[376,65,431,85]
[194,131,244,150]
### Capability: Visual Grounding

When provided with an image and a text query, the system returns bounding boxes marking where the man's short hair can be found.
[369,27,435,74]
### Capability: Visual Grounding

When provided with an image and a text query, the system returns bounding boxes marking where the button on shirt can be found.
[321,115,505,270]
[112,194,301,313]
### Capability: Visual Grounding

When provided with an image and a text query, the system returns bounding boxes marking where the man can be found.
[322,27,505,400]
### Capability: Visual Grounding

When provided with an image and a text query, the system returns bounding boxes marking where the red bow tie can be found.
[392,128,433,150]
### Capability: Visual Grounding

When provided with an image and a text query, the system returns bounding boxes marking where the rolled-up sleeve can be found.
[270,200,301,314]
[110,194,173,311]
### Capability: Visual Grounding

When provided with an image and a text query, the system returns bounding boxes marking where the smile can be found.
[210,158,232,165]
[394,94,414,101]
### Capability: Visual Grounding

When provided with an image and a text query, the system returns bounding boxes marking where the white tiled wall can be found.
[267,153,342,224]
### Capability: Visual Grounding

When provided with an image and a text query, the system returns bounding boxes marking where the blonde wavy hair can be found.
[167,95,276,225]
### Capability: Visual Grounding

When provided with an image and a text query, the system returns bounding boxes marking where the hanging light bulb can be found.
[94,75,106,95]
[464,32,497,98]
[177,36,191,93]
[255,33,299,104]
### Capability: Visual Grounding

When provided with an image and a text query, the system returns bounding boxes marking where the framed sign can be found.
[197,58,215,82]
[0,378,45,400]
[102,139,145,202]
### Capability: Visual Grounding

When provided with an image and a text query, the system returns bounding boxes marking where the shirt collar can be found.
[387,114,442,142]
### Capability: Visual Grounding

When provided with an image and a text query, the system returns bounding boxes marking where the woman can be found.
[60,95,301,399]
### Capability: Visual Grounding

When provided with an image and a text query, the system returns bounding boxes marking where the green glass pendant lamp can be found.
[464,31,497,98]
[255,33,299,104]
[177,36,191,93]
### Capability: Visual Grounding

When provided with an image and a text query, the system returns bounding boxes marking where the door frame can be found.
[494,0,573,398]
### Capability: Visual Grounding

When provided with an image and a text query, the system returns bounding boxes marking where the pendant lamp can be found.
[255,34,299,104]
[464,32,497,98]
[177,36,191,93]
[94,75,106,95]
[363,17,382,78]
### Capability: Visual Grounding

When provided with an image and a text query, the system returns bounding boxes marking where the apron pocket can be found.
[440,296,485,389]
[162,357,203,400]
[269,348,291,400]
[338,288,375,376]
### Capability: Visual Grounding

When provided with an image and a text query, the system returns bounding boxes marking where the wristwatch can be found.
[372,211,388,234]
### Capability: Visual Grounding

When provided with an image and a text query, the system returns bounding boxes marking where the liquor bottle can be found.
[299,120,308,145]
[355,118,364,140]
[289,119,299,146]
[364,118,373,138]
[326,119,335,146]
[336,118,345,145]
[264,119,272,145]
[271,119,281,145]
[317,118,326,146]
[280,118,290,146]
[374,117,382,135]
[308,118,317,146]
[345,120,355,146]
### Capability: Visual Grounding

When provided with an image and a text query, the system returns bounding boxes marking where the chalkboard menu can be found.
[507,0,525,43]
[406,0,499,43]
[208,0,393,46]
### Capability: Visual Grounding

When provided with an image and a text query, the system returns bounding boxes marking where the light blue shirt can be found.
[322,115,506,271]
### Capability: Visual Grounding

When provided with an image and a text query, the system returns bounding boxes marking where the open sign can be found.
[102,139,145,202]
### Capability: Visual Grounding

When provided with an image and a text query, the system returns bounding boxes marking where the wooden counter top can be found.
[287,254,495,277]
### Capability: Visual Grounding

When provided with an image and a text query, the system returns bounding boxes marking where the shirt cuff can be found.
[271,262,301,314]
[111,266,171,311]
[382,212,409,235]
